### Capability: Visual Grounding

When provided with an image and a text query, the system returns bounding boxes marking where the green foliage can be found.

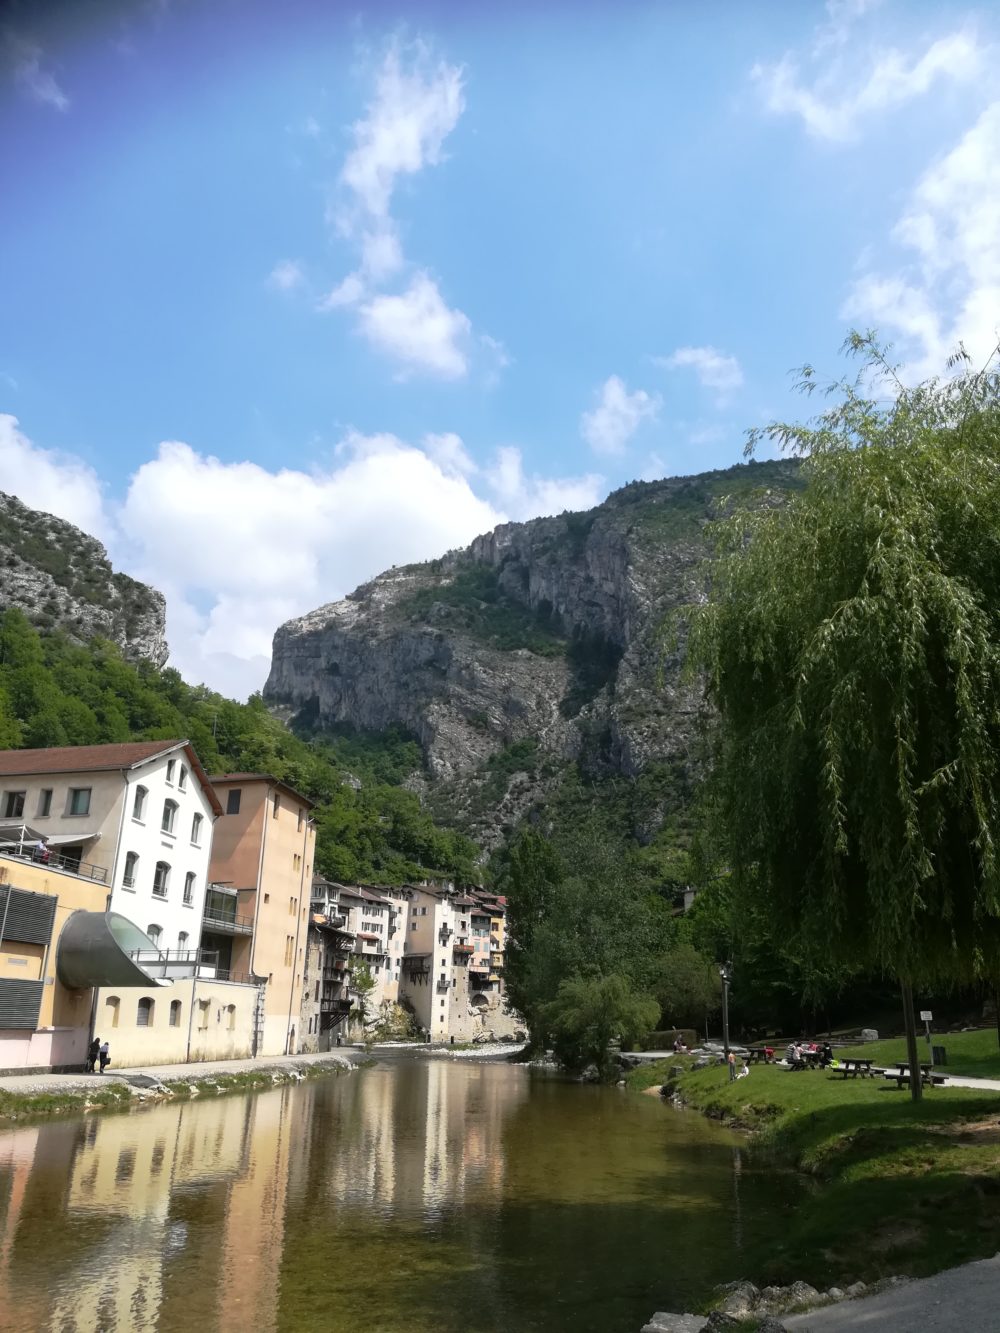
[656,940,722,1029]
[542,974,660,1077]
[351,960,377,1029]
[688,335,1000,986]
[0,610,481,887]
[395,562,566,656]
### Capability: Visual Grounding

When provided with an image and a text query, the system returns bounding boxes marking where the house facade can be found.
[207,774,315,1056]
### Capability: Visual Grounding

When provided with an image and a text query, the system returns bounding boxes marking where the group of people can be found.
[86,1037,111,1073]
[726,1050,750,1082]
[785,1040,834,1070]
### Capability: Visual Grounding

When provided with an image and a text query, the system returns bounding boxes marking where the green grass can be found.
[0,1083,133,1122]
[667,1059,1000,1288]
[839,1026,1000,1079]
[624,1058,677,1092]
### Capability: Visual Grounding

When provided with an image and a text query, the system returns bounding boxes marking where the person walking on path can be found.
[86,1037,100,1073]
[98,1041,110,1074]
[727,1050,737,1082]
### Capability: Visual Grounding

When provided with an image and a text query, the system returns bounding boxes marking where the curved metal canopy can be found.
[57,911,173,989]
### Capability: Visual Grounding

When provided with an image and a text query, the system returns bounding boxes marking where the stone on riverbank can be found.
[717,1280,760,1316]
[640,1316,705,1333]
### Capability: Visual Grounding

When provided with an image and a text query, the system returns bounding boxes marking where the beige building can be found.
[207,774,315,1056]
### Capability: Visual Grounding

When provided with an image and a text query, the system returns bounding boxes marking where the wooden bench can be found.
[746,1046,775,1063]
[884,1063,947,1089]
[838,1058,876,1079]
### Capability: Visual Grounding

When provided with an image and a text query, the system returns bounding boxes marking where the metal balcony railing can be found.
[0,843,108,884]
[202,906,255,936]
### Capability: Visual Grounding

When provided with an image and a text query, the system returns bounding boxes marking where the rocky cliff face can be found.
[0,492,168,666]
[265,460,797,844]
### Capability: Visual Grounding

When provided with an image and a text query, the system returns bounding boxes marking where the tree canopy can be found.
[688,335,1000,988]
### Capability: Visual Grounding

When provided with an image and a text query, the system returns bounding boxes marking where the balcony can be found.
[0,842,108,884]
[438,925,453,945]
[436,978,450,992]
[453,938,474,954]
[129,947,255,986]
[202,906,255,936]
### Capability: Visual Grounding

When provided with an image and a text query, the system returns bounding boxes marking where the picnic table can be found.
[746,1046,775,1063]
[837,1057,877,1079]
[884,1062,947,1089]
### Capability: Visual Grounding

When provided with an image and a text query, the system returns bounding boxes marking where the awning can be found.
[45,832,101,847]
[57,911,173,989]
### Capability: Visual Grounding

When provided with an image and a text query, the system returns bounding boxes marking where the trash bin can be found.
[932,1045,947,1066]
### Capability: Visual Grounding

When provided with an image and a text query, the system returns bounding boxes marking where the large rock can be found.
[0,491,167,664]
[718,1280,760,1316]
[640,1317,705,1333]
[264,461,799,846]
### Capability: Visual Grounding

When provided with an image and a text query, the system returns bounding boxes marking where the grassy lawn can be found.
[839,1026,1000,1079]
[655,1059,1000,1288]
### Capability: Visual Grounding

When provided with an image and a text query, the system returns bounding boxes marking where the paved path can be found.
[784,1255,1000,1331]
[0,1049,358,1095]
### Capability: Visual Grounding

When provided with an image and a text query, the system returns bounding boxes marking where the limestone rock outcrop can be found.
[0,492,168,665]
[265,460,797,844]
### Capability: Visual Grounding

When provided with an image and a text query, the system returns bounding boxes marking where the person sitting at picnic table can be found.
[673,1035,688,1054]
[764,1045,775,1063]
[819,1041,834,1067]
[786,1042,807,1070]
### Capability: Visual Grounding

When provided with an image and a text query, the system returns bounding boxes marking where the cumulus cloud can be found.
[488,446,604,521]
[658,346,744,398]
[357,272,472,379]
[843,100,1000,373]
[580,375,661,457]
[754,30,981,141]
[0,415,107,537]
[2,418,603,696]
[9,38,70,112]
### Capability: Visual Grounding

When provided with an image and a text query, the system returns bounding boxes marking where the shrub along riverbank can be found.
[631,1057,1000,1290]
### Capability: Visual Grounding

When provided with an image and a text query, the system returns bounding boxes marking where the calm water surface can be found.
[0,1056,803,1333]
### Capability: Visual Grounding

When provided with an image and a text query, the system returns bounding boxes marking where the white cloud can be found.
[843,100,1000,373]
[318,274,365,310]
[580,375,661,457]
[1,418,604,697]
[0,415,107,537]
[754,30,981,141]
[268,259,304,292]
[357,272,471,379]
[340,40,464,221]
[659,346,744,397]
[487,446,604,521]
[10,39,70,112]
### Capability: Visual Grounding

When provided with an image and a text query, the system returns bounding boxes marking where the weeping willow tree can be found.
[688,333,1000,1099]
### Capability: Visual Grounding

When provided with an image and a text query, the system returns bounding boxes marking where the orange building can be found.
[206,775,315,1056]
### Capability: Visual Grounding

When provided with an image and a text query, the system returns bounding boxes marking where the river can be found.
[0,1054,804,1332]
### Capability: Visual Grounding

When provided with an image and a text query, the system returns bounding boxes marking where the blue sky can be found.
[1,0,998,697]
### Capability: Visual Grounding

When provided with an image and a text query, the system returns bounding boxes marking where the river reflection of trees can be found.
[0,1060,800,1333]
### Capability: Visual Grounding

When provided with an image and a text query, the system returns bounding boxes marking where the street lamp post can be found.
[718,962,732,1059]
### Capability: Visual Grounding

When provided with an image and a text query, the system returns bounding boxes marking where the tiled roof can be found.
[0,740,184,776]
[210,773,315,809]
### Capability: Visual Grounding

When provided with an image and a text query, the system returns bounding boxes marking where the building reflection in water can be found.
[0,1059,528,1333]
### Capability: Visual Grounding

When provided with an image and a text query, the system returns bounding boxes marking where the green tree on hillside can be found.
[688,334,1000,1098]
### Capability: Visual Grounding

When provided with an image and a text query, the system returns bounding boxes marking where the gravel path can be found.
[0,1050,358,1095]
[784,1255,1000,1331]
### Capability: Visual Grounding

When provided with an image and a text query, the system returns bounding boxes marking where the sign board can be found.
[919,1010,933,1021]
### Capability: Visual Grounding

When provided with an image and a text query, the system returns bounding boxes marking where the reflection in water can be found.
[0,1059,803,1333]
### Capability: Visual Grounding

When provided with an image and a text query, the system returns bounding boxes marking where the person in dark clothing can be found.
[86,1037,100,1073]
[98,1041,110,1073]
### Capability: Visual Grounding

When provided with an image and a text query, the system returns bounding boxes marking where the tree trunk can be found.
[994,987,1000,1051]
[901,980,922,1103]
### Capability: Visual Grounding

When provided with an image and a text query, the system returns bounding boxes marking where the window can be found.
[293,853,301,872]
[68,786,91,816]
[183,872,195,905]
[226,1004,236,1032]
[169,1000,182,1027]
[297,807,304,832]
[411,921,417,931]
[37,789,52,817]
[2,791,25,818]
[191,813,203,845]
[264,892,270,904]
[132,785,147,821]
[272,792,280,819]
[178,931,189,950]
[122,851,139,889]
[284,936,294,966]
[289,897,297,916]
[146,924,162,945]
[226,788,241,815]
[178,764,188,791]
[153,862,170,898]
[198,1000,210,1030]
[161,799,178,834]
[136,997,154,1027]
[105,995,120,1028]
[166,759,175,784]
[421,907,427,916]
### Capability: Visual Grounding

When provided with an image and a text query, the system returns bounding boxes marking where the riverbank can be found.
[630,1055,1000,1291]
[0,1050,359,1121]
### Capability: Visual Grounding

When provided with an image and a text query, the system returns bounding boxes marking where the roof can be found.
[0,741,223,818]
[210,773,315,810]
[0,740,183,777]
